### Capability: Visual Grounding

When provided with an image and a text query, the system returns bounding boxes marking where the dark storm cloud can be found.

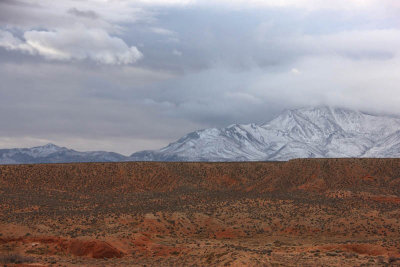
[1,0,400,153]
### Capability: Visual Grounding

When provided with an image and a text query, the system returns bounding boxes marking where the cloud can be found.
[296,29,400,60]
[125,0,400,13]
[135,0,194,5]
[172,49,182,56]
[225,92,262,104]
[0,60,194,154]
[291,68,300,74]
[248,54,400,115]
[67,8,99,19]
[0,0,149,64]
[150,27,175,36]
[2,0,400,154]
[0,27,143,64]
[0,29,32,53]
[201,0,377,10]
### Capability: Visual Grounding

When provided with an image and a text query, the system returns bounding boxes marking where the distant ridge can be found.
[3,106,400,164]
[0,143,126,164]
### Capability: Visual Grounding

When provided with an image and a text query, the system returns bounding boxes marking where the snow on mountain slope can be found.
[0,143,127,164]
[130,106,400,161]
[3,106,400,164]
[362,130,400,158]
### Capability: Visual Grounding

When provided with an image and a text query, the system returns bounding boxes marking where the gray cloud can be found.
[67,8,99,19]
[0,28,143,64]
[1,0,400,153]
[0,61,198,154]
[0,0,148,64]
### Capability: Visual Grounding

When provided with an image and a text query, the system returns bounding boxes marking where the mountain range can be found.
[3,106,400,164]
[0,143,126,164]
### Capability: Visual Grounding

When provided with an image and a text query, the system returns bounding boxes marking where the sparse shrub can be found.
[326,252,338,256]
[0,253,34,264]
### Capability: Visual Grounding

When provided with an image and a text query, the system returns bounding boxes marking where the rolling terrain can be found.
[1,159,400,266]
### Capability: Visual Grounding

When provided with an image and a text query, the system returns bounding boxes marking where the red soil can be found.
[369,195,400,204]
[67,239,123,259]
[0,237,123,259]
[320,243,399,257]
[2,159,400,266]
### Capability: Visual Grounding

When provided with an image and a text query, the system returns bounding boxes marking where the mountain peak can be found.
[41,143,61,149]
[27,143,65,158]
[0,143,126,164]
[3,106,400,164]
[130,106,400,161]
[284,105,360,117]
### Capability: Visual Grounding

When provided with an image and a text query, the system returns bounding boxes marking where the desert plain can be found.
[1,159,400,266]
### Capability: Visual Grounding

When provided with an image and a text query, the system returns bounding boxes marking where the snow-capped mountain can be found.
[3,106,400,164]
[130,106,400,161]
[0,143,126,164]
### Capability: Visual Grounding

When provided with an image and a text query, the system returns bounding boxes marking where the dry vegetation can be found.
[1,159,400,266]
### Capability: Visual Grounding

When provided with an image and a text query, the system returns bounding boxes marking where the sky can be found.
[2,0,400,155]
